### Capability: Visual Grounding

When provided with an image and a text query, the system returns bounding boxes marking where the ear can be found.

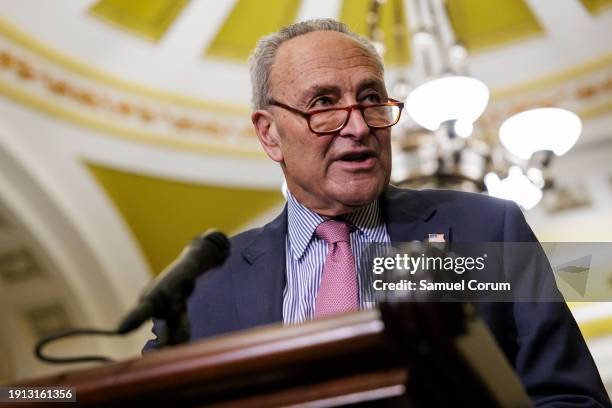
[252,109,283,162]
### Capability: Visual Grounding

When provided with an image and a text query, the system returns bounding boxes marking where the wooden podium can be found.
[12,303,530,407]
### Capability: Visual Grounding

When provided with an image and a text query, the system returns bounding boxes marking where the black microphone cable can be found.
[33,230,230,364]
[35,328,119,364]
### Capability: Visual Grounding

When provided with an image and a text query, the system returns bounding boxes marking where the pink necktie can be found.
[314,220,359,318]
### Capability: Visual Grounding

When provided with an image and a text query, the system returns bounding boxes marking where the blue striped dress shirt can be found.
[282,191,390,325]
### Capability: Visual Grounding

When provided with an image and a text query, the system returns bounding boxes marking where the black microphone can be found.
[117,230,230,334]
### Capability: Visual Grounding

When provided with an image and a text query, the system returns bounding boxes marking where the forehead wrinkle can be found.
[297,52,380,75]
[269,32,383,102]
[295,58,383,101]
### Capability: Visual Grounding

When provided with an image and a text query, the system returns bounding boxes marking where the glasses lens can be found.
[364,105,400,127]
[309,110,348,133]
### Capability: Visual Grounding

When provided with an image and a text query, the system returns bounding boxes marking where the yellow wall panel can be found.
[340,0,411,66]
[580,0,612,14]
[86,163,284,275]
[205,0,302,61]
[446,0,543,51]
[90,0,189,41]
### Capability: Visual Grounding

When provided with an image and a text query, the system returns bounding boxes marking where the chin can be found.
[333,180,385,208]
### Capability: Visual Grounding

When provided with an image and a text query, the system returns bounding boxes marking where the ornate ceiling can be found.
[0,0,610,386]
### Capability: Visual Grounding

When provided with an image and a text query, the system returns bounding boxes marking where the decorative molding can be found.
[0,12,610,155]
[569,303,612,340]
[490,53,612,100]
[542,185,593,214]
[22,301,72,338]
[0,248,43,284]
[0,35,265,156]
[1,12,610,110]
[577,316,612,340]
[481,62,612,134]
[0,15,247,114]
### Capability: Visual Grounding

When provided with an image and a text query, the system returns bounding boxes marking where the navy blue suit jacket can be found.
[146,186,610,406]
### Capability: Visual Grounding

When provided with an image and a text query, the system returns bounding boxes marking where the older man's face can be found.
[253,30,392,216]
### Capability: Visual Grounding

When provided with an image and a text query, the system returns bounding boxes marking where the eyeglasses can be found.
[267,98,405,135]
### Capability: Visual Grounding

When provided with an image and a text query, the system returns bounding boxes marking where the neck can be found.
[286,189,370,218]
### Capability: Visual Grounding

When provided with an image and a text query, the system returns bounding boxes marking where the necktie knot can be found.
[315,220,351,244]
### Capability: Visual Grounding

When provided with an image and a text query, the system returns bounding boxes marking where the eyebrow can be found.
[299,85,340,107]
[356,79,387,95]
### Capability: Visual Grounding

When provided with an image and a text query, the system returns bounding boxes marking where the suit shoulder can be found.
[417,188,511,212]
[406,188,523,241]
[227,214,283,253]
[228,227,262,252]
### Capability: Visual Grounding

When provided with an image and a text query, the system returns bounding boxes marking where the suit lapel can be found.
[232,207,287,328]
[230,186,451,328]
[381,185,451,243]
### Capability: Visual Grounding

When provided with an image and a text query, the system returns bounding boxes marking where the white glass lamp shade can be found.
[484,167,543,210]
[499,108,581,160]
[405,76,489,133]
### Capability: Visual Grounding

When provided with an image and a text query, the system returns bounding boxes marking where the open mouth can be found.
[339,151,375,162]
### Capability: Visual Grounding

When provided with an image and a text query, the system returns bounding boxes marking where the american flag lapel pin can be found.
[427,233,446,243]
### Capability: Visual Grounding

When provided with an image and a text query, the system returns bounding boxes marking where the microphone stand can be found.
[155,305,191,349]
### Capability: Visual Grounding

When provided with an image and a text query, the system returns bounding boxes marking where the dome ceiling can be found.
[0,0,611,385]
[0,0,610,101]
[0,0,609,290]
[0,0,609,156]
[0,0,610,273]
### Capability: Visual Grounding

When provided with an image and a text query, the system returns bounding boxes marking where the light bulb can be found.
[485,167,543,210]
[454,120,473,138]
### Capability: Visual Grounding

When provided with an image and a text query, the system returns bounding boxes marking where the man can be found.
[147,19,610,405]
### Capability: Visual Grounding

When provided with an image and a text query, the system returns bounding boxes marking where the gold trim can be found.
[0,79,266,158]
[0,71,608,160]
[578,99,612,120]
[0,16,250,114]
[578,316,612,340]
[491,53,612,100]
[567,303,612,340]
[0,47,250,138]
[0,15,610,108]
[568,301,602,309]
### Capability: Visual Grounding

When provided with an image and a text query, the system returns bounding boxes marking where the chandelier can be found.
[367,0,582,209]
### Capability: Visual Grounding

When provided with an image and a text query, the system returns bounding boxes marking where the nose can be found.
[338,107,370,140]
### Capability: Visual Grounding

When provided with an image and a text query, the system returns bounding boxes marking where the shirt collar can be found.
[343,197,384,238]
[286,190,384,261]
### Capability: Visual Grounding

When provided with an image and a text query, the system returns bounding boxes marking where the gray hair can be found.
[248,18,384,110]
